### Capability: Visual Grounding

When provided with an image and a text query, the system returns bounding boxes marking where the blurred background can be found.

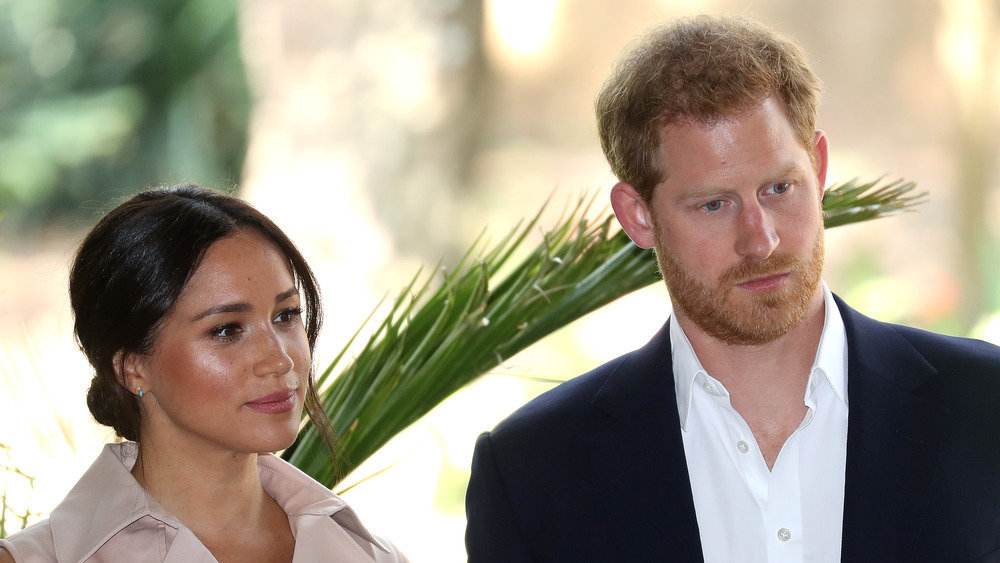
[1,0,998,559]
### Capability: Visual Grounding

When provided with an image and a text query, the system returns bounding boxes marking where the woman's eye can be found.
[275,307,303,324]
[703,200,723,212]
[210,324,242,341]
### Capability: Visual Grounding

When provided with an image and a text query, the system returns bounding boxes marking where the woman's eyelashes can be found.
[274,307,302,325]
[209,323,243,342]
[206,307,302,342]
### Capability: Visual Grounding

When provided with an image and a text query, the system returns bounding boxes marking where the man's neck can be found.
[676,288,827,468]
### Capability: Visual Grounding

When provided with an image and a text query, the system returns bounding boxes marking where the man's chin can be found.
[697,315,795,347]
[681,291,811,346]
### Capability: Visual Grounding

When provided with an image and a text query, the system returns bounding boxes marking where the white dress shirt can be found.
[672,282,849,563]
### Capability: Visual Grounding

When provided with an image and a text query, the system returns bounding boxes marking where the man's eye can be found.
[703,200,723,211]
[769,182,790,194]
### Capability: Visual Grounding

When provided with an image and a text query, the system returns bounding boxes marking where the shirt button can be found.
[737,440,750,453]
[703,382,716,394]
[777,528,792,542]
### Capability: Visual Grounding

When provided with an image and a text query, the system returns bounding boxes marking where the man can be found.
[465,15,1000,562]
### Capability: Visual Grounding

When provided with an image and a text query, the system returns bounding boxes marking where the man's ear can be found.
[113,350,147,397]
[610,181,657,249]
[813,130,830,196]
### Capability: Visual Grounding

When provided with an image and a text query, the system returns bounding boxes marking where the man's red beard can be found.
[655,227,825,346]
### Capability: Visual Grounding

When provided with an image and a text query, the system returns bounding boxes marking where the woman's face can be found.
[131,229,311,456]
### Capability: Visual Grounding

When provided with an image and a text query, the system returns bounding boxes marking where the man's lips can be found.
[736,272,789,292]
[245,389,297,414]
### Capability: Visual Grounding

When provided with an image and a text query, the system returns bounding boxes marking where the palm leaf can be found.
[284,177,925,487]
[822,177,927,228]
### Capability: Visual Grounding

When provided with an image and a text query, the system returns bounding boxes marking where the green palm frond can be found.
[285,176,925,487]
[284,196,657,486]
[822,177,927,228]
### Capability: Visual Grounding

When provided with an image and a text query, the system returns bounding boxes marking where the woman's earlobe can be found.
[113,350,147,397]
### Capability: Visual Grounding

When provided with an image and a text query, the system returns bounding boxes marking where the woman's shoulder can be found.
[0,519,57,563]
[368,535,410,562]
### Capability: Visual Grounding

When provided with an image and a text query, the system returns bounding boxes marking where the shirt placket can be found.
[702,376,768,513]
[764,430,804,563]
[764,392,817,563]
[708,374,817,563]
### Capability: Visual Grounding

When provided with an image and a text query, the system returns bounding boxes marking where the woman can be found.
[0,185,408,562]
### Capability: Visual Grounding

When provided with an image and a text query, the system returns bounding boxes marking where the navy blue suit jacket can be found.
[465,296,1000,562]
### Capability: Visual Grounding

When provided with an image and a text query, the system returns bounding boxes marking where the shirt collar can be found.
[671,281,849,430]
[48,442,172,562]
[256,452,390,554]
[811,281,849,409]
[47,443,387,561]
[670,312,703,432]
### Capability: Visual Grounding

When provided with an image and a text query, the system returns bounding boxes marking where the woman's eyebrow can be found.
[192,302,251,321]
[275,288,299,303]
[191,288,299,321]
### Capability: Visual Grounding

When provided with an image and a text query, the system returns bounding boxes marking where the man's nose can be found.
[735,201,779,259]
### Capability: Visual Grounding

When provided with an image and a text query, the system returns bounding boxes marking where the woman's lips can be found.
[736,272,789,292]
[246,389,297,414]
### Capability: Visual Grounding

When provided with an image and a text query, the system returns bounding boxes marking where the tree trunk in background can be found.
[238,0,488,262]
[938,0,999,332]
[237,0,489,352]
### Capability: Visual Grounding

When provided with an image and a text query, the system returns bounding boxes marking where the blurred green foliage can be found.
[1,443,39,540]
[0,0,249,232]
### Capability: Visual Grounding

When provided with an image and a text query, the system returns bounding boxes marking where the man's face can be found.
[654,219,824,346]
[614,97,828,346]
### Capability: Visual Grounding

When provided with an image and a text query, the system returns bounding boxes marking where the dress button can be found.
[777,528,792,542]
[737,440,750,454]
[703,382,715,394]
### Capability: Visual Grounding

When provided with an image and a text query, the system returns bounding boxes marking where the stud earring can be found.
[137,386,144,398]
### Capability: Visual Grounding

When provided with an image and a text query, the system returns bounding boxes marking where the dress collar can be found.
[47,443,386,562]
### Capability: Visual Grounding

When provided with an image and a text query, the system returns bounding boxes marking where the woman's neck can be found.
[131,438,294,562]
[132,439,265,530]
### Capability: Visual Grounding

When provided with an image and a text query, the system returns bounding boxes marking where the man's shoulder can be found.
[489,350,635,440]
[485,321,673,445]
[842,300,1000,403]
[838,295,1000,373]
[884,322,1000,373]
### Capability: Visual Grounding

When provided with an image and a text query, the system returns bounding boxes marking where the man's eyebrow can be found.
[679,184,726,200]
[191,288,299,321]
[769,162,808,180]
[684,162,809,196]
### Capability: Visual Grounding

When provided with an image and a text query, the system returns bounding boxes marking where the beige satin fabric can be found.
[0,443,407,562]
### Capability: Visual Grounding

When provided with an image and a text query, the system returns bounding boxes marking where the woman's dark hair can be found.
[70,184,336,454]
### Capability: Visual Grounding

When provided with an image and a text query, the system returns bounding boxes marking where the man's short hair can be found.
[595,15,822,203]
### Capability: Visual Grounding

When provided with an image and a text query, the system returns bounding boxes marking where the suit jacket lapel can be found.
[578,299,949,560]
[587,322,705,561]
[836,297,950,561]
